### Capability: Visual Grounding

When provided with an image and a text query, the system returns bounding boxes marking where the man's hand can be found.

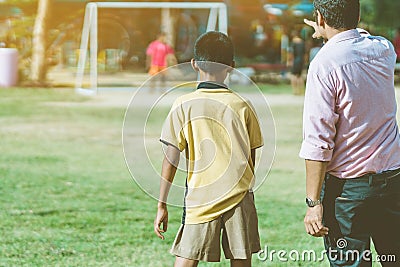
[304,18,323,39]
[304,204,329,237]
[154,204,168,240]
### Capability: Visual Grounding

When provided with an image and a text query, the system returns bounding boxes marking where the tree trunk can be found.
[30,0,51,85]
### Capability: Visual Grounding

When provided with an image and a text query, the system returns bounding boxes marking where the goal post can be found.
[75,2,228,95]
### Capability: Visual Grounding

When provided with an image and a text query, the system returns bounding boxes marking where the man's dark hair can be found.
[194,31,234,72]
[314,0,360,29]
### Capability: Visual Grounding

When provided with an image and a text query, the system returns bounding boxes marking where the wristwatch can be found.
[306,197,321,207]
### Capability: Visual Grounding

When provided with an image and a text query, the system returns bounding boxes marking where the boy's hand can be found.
[154,204,168,240]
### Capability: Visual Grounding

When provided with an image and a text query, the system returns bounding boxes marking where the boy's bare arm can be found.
[154,145,180,240]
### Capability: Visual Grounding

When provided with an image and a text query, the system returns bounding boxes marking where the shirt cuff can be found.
[159,138,184,152]
[299,141,333,161]
[251,141,264,149]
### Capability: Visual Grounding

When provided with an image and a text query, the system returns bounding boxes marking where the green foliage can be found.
[373,0,400,28]
[360,0,375,25]
[360,0,400,36]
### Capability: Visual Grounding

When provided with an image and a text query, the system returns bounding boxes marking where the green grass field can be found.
[0,87,387,266]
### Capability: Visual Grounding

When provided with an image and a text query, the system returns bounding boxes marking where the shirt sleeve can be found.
[160,99,187,151]
[146,42,154,56]
[245,102,264,149]
[299,71,338,161]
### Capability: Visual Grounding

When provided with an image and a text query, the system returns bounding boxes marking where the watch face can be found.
[306,197,319,207]
[306,197,312,206]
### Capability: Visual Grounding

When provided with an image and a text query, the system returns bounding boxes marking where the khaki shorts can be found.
[170,192,261,262]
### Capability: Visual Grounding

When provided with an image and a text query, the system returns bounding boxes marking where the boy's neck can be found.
[198,71,227,84]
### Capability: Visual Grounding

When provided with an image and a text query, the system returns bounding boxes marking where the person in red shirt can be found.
[146,32,176,93]
[146,32,175,74]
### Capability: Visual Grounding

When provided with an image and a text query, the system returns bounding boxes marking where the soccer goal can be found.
[75,2,228,95]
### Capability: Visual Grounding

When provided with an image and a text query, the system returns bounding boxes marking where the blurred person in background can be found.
[308,37,323,64]
[288,30,305,95]
[146,32,176,93]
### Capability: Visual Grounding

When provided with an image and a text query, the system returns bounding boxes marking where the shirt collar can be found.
[326,29,361,45]
[197,81,230,92]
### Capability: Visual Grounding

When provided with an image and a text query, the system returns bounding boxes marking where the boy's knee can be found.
[174,256,199,267]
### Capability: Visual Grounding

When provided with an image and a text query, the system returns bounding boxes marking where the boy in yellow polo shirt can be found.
[154,31,263,267]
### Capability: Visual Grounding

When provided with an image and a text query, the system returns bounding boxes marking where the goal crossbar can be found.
[75,2,228,95]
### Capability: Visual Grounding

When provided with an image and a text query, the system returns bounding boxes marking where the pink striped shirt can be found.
[299,29,400,178]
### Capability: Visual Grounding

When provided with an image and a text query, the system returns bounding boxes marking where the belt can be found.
[327,168,400,185]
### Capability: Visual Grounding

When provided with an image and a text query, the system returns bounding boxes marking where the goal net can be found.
[75,2,228,95]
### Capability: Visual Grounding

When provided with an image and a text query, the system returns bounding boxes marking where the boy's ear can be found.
[317,10,325,27]
[191,59,199,72]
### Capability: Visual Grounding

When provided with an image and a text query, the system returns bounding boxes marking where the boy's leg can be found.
[160,71,167,93]
[174,256,199,267]
[148,66,160,94]
[222,192,261,263]
[230,259,251,267]
[170,221,222,263]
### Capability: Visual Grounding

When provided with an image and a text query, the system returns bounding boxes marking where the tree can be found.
[360,0,400,28]
[360,0,375,25]
[373,0,400,28]
[30,0,52,85]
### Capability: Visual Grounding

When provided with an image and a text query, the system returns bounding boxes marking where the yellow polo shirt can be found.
[160,82,263,224]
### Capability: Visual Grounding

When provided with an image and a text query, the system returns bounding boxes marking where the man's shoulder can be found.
[311,33,395,75]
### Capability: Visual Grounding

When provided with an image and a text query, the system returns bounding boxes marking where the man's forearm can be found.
[305,160,328,200]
